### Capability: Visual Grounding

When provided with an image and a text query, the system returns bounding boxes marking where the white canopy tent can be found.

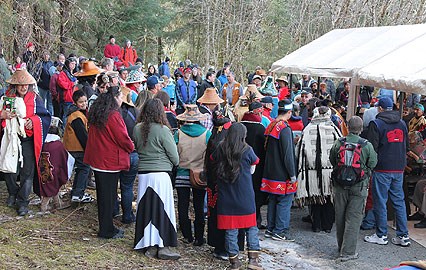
[271,24,426,117]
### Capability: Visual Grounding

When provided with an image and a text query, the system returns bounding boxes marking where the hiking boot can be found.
[229,254,242,270]
[264,230,273,238]
[6,195,16,207]
[53,194,70,210]
[338,252,359,262]
[145,246,158,258]
[414,218,426,229]
[391,235,410,247]
[40,196,51,212]
[272,233,295,242]
[157,247,180,260]
[364,233,388,245]
[248,251,263,270]
[17,206,29,216]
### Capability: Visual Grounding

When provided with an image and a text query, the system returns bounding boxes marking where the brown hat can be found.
[256,69,267,76]
[176,104,208,122]
[6,68,36,85]
[276,76,288,83]
[197,88,224,104]
[121,86,134,107]
[244,84,264,99]
[74,61,104,77]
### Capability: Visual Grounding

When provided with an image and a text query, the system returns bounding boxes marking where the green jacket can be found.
[133,122,179,172]
[329,133,378,180]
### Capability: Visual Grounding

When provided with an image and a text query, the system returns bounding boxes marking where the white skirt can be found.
[134,172,177,249]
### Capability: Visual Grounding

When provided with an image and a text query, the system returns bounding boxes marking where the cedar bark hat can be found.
[176,104,207,122]
[197,88,224,104]
[74,61,104,77]
[6,68,36,85]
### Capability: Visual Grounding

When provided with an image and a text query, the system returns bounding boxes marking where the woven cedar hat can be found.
[176,104,208,122]
[197,88,224,104]
[74,61,104,77]
[276,76,288,83]
[6,68,36,85]
[121,86,135,107]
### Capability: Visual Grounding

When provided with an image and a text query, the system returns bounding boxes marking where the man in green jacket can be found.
[329,116,377,262]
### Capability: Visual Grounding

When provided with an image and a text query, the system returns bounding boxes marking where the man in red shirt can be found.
[104,35,122,68]
[277,76,290,101]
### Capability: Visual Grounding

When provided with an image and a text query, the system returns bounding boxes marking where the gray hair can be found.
[100,57,114,68]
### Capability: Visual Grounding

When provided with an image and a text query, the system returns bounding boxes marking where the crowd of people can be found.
[0,36,425,268]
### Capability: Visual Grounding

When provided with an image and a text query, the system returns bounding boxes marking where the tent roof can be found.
[271,24,426,94]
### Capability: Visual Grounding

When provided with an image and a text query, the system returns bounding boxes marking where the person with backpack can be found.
[329,116,377,262]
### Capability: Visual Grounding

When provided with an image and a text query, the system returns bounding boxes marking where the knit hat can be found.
[413,103,424,112]
[348,116,363,135]
[378,96,393,111]
[26,42,34,48]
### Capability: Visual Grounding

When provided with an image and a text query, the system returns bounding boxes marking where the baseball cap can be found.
[147,76,160,89]
[378,96,393,110]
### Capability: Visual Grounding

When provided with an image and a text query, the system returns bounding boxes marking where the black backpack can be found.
[331,137,367,186]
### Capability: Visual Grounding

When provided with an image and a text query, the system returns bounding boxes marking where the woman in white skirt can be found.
[133,98,180,260]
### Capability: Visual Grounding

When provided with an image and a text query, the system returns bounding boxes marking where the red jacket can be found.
[278,86,290,101]
[57,71,75,103]
[104,43,121,59]
[119,47,138,67]
[84,110,134,171]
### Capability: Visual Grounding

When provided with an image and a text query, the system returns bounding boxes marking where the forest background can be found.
[1,0,426,82]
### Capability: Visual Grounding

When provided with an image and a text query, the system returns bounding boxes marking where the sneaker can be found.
[414,218,426,229]
[272,233,295,242]
[264,230,273,238]
[145,246,158,258]
[338,252,359,262]
[364,233,388,245]
[17,206,29,216]
[391,235,410,247]
[6,195,16,207]
[87,179,96,190]
[213,251,229,261]
[71,193,94,203]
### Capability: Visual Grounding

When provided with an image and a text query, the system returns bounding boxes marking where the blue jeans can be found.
[116,151,138,223]
[372,171,408,237]
[70,152,90,198]
[38,87,54,115]
[61,102,72,126]
[225,226,260,256]
[361,209,376,229]
[267,193,294,234]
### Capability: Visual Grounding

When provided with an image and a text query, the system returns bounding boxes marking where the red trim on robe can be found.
[252,158,260,165]
[23,92,44,182]
[217,213,256,229]
[261,178,298,195]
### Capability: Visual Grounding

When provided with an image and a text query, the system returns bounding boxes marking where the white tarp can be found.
[271,24,426,94]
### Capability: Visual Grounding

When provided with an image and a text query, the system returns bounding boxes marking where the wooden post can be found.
[346,81,359,120]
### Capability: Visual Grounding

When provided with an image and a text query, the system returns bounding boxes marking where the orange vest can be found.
[222,82,242,105]
[63,110,88,152]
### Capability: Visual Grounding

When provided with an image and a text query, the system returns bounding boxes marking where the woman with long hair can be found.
[212,122,263,270]
[84,86,134,239]
[133,98,180,260]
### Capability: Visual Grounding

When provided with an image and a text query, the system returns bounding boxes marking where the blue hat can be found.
[378,96,393,110]
[414,103,425,112]
[147,76,160,89]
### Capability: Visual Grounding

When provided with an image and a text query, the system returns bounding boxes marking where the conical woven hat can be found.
[176,104,208,122]
[74,61,104,77]
[6,68,36,85]
[197,88,224,104]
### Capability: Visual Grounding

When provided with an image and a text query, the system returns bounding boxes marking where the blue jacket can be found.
[367,110,408,172]
[175,78,197,109]
[218,74,228,86]
[159,61,170,78]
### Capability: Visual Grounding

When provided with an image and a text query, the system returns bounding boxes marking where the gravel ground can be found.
[258,207,425,270]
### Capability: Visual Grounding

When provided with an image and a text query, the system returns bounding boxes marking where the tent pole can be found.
[347,81,359,120]
[399,92,405,118]
[289,74,293,89]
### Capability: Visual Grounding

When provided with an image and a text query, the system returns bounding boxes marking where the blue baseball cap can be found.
[147,76,160,89]
[378,96,393,111]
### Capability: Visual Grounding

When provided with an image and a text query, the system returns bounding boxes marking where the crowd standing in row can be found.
[0,37,425,269]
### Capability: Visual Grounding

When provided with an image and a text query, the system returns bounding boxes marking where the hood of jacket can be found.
[376,110,401,124]
[180,123,207,137]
